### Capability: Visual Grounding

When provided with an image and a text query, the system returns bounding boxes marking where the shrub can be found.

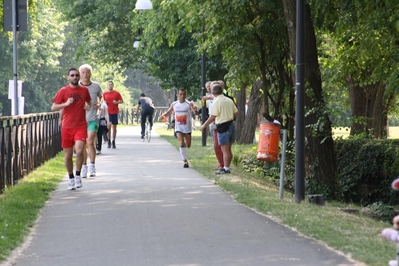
[235,137,399,207]
[367,202,396,223]
[334,138,399,205]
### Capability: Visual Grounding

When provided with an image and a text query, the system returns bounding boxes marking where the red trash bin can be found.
[257,122,280,162]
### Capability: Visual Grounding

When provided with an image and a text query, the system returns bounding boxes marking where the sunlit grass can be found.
[332,127,351,139]
[333,126,399,139]
[388,127,399,139]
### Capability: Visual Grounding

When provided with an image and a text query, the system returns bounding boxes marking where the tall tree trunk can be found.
[347,75,367,135]
[282,0,338,199]
[371,83,385,139]
[235,82,247,141]
[385,93,396,138]
[347,77,389,139]
[239,80,263,144]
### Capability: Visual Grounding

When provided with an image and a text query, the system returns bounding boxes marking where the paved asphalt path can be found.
[3,126,365,266]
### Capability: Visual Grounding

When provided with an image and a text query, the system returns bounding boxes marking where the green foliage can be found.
[54,0,227,97]
[144,29,202,96]
[239,153,266,175]
[368,201,396,223]
[335,138,399,205]
[388,115,399,126]
[0,0,139,114]
[315,0,399,87]
[56,0,138,68]
[183,0,291,92]
[238,153,281,181]
[0,0,66,115]
[313,0,399,133]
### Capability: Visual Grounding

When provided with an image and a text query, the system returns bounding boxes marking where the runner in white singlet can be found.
[173,100,192,134]
[161,89,197,168]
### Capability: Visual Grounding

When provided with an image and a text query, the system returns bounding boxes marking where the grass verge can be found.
[157,126,395,266]
[0,153,65,263]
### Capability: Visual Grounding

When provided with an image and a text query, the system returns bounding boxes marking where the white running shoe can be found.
[89,164,96,177]
[68,178,76,190]
[75,176,82,188]
[81,164,87,178]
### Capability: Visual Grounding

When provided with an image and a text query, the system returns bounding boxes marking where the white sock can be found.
[224,167,230,171]
[180,147,187,161]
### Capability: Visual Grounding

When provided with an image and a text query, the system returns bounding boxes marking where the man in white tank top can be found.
[161,89,197,168]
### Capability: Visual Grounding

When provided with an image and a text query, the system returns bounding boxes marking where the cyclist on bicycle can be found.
[136,93,155,139]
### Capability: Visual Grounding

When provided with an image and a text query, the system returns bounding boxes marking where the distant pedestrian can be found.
[51,68,91,190]
[161,89,197,168]
[96,100,111,154]
[103,80,123,149]
[202,81,213,117]
[203,81,223,170]
[200,83,238,174]
[136,93,155,139]
[79,64,103,178]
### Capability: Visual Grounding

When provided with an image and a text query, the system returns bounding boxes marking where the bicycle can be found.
[135,113,141,125]
[143,115,151,142]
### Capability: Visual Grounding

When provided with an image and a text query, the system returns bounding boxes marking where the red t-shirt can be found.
[103,90,123,114]
[53,85,91,128]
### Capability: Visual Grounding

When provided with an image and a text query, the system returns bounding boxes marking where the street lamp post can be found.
[4,0,28,115]
[12,0,19,115]
[295,0,305,203]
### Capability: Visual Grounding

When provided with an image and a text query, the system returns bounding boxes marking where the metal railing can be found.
[119,107,169,125]
[0,112,62,193]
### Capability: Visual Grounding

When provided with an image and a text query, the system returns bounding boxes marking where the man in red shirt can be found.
[52,68,91,190]
[103,80,123,148]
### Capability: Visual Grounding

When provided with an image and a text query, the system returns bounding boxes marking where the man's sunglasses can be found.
[69,74,80,77]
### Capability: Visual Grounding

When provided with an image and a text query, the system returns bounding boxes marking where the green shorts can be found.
[88,120,99,132]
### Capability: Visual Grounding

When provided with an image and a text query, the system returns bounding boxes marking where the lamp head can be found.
[136,0,153,10]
